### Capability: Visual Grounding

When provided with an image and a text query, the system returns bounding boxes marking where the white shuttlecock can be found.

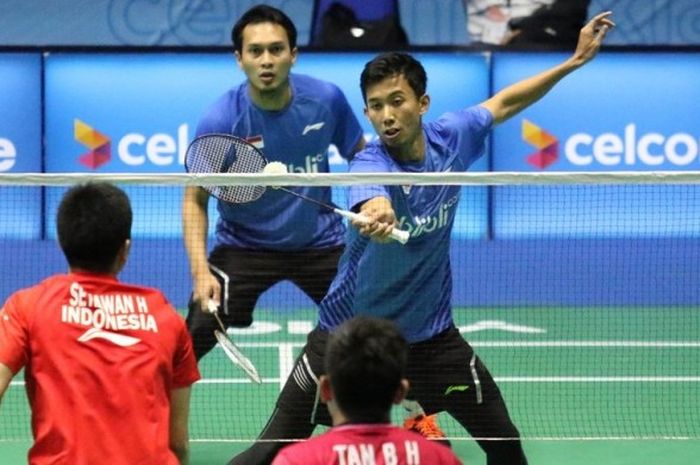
[262,162,288,174]
[262,162,288,190]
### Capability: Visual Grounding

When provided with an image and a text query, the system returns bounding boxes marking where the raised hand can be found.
[572,11,616,67]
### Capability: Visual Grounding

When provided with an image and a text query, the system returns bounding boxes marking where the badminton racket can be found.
[185,134,409,244]
[207,300,262,385]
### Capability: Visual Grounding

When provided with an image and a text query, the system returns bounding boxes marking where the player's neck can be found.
[387,131,426,165]
[248,82,292,111]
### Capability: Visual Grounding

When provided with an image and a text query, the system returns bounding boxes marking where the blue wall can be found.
[0,0,698,46]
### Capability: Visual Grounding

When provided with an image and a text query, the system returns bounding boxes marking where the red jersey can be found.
[0,272,201,465]
[271,424,464,465]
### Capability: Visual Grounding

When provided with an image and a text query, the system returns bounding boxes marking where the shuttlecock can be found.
[262,162,288,174]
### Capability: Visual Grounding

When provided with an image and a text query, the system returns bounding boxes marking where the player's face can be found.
[236,22,297,100]
[364,74,429,163]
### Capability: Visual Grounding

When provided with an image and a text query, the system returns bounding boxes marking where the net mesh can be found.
[1,172,699,443]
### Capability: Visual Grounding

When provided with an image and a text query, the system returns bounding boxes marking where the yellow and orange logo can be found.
[74,119,111,169]
[522,119,558,169]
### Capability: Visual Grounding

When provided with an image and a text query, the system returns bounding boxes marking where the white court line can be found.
[224,341,700,348]
[473,341,700,347]
[495,376,700,382]
[13,375,699,387]
[7,340,699,388]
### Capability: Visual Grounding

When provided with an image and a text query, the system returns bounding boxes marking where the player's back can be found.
[2,272,197,465]
[273,423,463,465]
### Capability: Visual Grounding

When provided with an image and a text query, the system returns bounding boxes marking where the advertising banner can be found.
[0,53,42,238]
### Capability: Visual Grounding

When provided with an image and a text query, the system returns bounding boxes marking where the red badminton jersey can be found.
[0,272,201,465]
[272,424,464,465]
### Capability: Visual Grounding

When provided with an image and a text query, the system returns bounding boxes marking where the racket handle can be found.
[334,209,410,245]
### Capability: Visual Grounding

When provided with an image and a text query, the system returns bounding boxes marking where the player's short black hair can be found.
[231,4,297,54]
[360,52,427,102]
[57,182,132,273]
[325,315,408,423]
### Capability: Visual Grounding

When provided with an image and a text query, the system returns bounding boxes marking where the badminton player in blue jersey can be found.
[183,5,365,360]
[230,11,614,465]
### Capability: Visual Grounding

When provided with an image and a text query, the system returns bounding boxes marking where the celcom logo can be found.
[565,124,700,167]
[74,120,190,169]
[75,119,111,169]
[522,120,558,169]
[523,120,700,169]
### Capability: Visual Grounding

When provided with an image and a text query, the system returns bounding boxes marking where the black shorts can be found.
[277,326,519,437]
[261,325,527,464]
[186,245,342,359]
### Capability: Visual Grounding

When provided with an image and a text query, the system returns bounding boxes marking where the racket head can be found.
[185,134,267,203]
[214,329,263,384]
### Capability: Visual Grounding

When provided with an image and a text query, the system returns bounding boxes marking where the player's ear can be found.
[418,94,430,116]
[392,378,410,405]
[290,47,298,65]
[114,239,131,274]
[234,50,243,68]
[319,375,333,403]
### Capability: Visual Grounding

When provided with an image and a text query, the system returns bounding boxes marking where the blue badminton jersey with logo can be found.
[319,106,493,343]
[195,73,363,250]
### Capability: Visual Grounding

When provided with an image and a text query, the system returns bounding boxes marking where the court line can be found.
[214,341,700,348]
[12,375,699,387]
[474,341,700,347]
[8,340,699,387]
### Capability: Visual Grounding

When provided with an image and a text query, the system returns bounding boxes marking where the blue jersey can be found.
[319,106,493,343]
[195,73,363,251]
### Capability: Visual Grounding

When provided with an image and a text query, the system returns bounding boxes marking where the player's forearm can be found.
[482,58,577,124]
[182,187,211,279]
[170,387,192,465]
[483,12,613,124]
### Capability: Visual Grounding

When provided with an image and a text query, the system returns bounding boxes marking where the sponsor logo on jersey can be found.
[286,153,325,173]
[396,193,460,238]
[302,121,325,135]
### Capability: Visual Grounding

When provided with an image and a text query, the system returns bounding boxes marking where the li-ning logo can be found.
[522,119,558,169]
[74,119,111,169]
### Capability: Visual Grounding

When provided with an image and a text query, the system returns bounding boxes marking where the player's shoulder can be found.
[272,435,326,464]
[427,105,494,134]
[197,84,246,134]
[350,139,391,163]
[10,274,67,302]
[291,73,346,102]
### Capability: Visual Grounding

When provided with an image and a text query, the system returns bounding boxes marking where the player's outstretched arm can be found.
[480,11,615,125]
[182,186,220,312]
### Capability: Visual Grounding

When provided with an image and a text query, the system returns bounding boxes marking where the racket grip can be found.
[335,209,410,245]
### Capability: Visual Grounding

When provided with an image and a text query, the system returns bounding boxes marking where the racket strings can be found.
[186,136,268,203]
